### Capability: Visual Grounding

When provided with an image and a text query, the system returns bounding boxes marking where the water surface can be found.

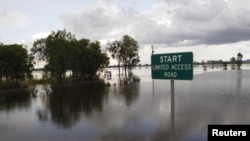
[1,65,250,141]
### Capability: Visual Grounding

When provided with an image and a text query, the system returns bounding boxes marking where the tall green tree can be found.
[106,35,140,78]
[70,38,90,78]
[0,44,33,81]
[120,35,140,77]
[32,29,109,80]
[32,29,76,79]
[85,41,109,79]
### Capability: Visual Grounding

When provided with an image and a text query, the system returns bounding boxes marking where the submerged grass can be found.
[0,77,110,91]
[0,81,26,90]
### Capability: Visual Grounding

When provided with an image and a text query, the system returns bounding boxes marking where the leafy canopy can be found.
[0,44,33,81]
[32,29,109,80]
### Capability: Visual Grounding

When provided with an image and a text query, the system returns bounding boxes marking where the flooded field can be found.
[1,65,250,141]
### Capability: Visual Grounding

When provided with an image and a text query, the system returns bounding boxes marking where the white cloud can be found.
[60,2,138,41]
[1,0,248,66]
[22,32,50,53]
[150,41,250,62]
[31,32,50,40]
[58,0,250,64]
[0,10,31,29]
[59,0,250,46]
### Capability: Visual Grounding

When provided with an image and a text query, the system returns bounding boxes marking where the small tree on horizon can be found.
[236,52,243,69]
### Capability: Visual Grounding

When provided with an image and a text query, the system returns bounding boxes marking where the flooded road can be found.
[1,65,250,141]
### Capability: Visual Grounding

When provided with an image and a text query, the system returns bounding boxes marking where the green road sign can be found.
[151,52,193,80]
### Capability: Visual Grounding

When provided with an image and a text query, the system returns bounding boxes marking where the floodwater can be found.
[1,65,250,141]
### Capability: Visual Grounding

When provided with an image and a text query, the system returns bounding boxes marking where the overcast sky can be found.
[1,0,250,65]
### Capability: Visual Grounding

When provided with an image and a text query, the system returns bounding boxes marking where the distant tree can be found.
[236,52,243,69]
[230,57,236,64]
[223,62,228,70]
[230,57,237,70]
[0,44,33,81]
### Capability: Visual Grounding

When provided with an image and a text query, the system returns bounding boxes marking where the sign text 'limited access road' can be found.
[151,52,193,80]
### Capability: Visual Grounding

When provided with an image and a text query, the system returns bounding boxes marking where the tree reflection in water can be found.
[0,89,31,112]
[35,82,109,128]
[120,82,140,107]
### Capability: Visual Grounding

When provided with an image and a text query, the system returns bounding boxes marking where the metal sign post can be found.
[151,52,193,141]
[171,80,175,141]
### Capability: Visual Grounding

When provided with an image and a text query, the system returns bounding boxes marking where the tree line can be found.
[199,52,244,71]
[0,29,140,84]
